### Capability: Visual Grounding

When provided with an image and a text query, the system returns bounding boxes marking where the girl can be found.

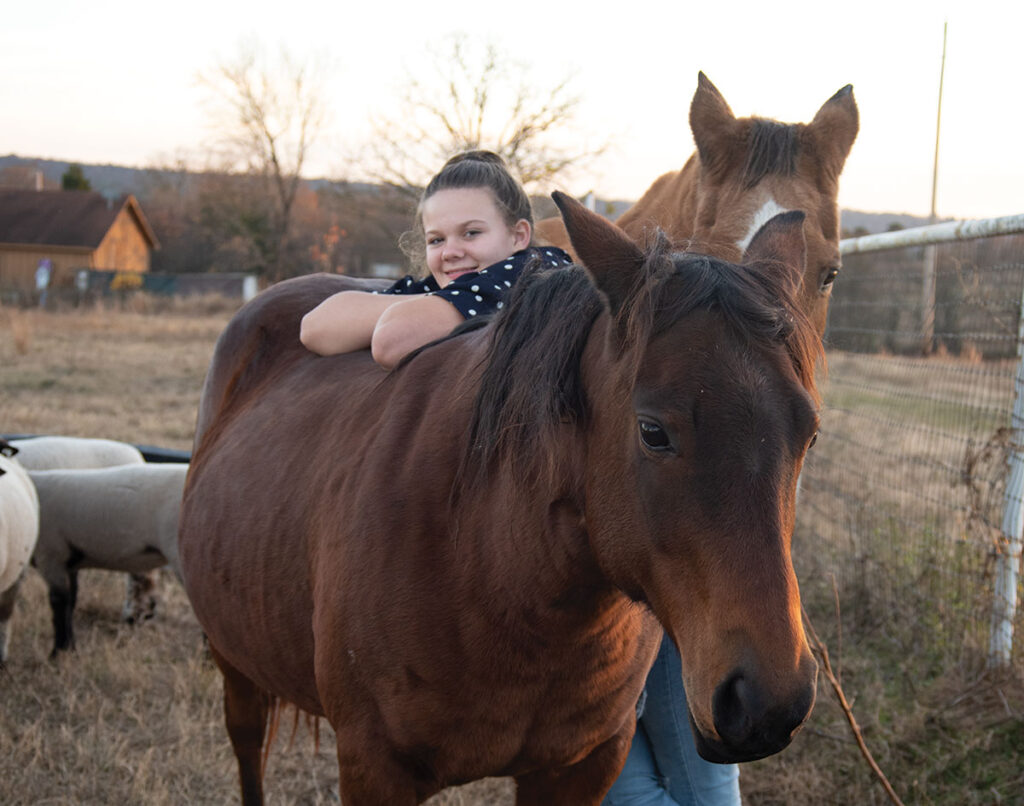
[300,150,572,368]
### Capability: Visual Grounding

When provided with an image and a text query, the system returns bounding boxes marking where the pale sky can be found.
[3,0,1021,220]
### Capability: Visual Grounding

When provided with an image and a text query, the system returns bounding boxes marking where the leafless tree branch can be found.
[360,34,604,199]
[198,41,328,278]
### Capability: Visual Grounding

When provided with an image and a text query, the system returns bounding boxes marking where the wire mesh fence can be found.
[793,228,1024,672]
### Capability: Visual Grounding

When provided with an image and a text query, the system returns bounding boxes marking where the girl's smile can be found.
[421,187,531,288]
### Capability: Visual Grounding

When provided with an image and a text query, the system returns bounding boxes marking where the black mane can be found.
[463,258,602,487]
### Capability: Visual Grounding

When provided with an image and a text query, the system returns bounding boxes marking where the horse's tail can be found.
[261,696,322,773]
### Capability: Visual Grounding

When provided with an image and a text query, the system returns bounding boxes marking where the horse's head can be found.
[620,72,858,338]
[691,72,857,337]
[555,191,821,763]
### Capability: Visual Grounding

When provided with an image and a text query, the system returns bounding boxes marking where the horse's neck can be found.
[452,441,624,639]
[616,154,701,245]
[432,321,634,639]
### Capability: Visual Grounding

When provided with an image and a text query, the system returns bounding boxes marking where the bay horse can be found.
[536,72,859,338]
[178,192,823,805]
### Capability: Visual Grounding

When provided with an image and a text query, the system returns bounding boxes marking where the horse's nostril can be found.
[712,670,757,747]
[710,665,817,758]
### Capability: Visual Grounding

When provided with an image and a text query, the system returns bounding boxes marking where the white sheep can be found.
[29,463,188,656]
[0,443,40,665]
[8,435,160,624]
[10,436,145,470]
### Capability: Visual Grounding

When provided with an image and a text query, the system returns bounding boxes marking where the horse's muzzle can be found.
[691,660,818,763]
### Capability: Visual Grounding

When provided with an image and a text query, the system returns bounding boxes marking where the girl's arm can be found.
[300,290,402,356]
[299,290,462,369]
[370,295,462,369]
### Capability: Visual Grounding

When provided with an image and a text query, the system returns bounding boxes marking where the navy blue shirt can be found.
[376,246,573,319]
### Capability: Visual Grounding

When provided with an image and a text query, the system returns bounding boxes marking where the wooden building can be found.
[0,190,159,298]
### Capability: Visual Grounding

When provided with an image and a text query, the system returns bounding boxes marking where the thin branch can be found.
[802,606,906,806]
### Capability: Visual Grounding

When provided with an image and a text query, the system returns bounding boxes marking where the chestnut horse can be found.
[536,72,859,338]
[178,193,822,805]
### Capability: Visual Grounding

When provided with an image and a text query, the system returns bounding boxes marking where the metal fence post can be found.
[990,284,1024,667]
[921,244,937,355]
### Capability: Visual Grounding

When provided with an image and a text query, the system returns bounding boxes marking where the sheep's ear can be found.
[0,439,17,458]
[552,191,645,317]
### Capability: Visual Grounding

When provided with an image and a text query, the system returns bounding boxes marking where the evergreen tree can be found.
[61,164,91,191]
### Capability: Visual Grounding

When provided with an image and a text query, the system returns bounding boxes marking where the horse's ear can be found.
[807,84,859,181]
[689,72,743,179]
[742,210,807,291]
[552,191,645,316]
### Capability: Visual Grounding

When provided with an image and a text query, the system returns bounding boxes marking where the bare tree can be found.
[361,35,602,199]
[199,42,328,279]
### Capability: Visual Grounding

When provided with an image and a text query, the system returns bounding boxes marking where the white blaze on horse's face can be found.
[736,198,789,254]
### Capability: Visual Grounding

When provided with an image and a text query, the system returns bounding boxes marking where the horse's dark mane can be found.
[462,236,821,490]
[742,119,799,189]
[461,259,603,489]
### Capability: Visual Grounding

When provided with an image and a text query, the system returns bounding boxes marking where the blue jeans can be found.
[603,633,741,806]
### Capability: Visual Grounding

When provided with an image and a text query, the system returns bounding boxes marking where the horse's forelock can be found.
[645,250,823,402]
[621,233,677,354]
[742,119,799,189]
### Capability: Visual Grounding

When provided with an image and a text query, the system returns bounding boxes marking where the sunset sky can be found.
[3,0,1021,220]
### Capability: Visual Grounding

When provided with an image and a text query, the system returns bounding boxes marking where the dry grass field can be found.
[1,299,1021,805]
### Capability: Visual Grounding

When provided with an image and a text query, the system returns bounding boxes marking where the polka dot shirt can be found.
[375,247,573,319]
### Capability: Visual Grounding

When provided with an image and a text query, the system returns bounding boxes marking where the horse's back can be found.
[194,273,389,447]
[182,276,485,714]
[534,157,700,259]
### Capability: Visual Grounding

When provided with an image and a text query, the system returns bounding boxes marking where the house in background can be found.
[0,190,159,299]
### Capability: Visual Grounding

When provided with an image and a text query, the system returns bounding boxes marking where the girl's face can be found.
[421,187,531,288]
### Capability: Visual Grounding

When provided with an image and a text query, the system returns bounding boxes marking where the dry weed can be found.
[3,308,34,355]
[0,307,229,449]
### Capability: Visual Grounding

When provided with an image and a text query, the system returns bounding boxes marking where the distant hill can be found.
[0,154,934,235]
[840,209,937,236]
[0,154,152,200]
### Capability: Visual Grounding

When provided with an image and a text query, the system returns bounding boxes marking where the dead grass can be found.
[5,308,34,355]
[0,304,228,450]
[0,305,1020,804]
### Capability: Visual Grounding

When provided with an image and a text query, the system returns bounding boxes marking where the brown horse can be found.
[178,193,823,805]
[536,72,859,338]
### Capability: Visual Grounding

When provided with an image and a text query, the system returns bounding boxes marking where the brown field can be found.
[1,299,1021,805]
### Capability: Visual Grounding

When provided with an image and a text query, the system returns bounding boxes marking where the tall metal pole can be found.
[930,21,947,224]
[921,21,947,355]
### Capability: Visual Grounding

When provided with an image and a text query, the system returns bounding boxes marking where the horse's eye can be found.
[638,419,672,452]
[821,266,840,290]
[808,431,818,450]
